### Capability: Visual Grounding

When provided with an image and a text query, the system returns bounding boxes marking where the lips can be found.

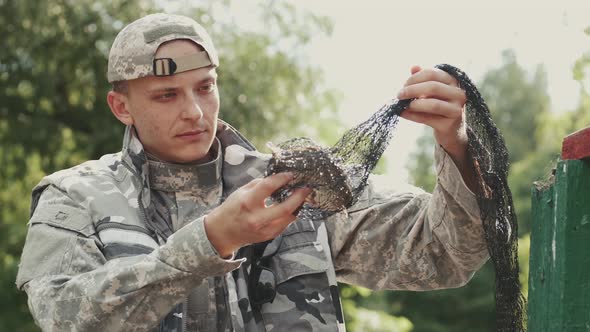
[175,129,207,141]
[177,129,205,137]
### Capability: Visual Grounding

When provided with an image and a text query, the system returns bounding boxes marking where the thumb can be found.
[410,65,422,75]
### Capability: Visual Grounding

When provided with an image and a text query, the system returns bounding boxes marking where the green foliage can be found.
[406,127,436,192]
[340,284,413,332]
[479,50,550,165]
[478,50,552,238]
[0,0,340,329]
[1,1,151,328]
[389,263,497,332]
[518,235,530,298]
[573,26,590,85]
[340,264,497,332]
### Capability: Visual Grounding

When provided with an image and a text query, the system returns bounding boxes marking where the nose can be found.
[182,93,203,120]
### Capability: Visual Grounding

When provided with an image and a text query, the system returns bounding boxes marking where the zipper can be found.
[182,298,188,332]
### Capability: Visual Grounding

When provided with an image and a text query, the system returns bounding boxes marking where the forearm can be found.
[23,257,197,331]
[329,147,488,291]
[19,218,241,330]
[427,144,488,272]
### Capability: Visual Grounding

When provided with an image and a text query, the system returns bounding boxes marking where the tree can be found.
[0,1,340,329]
[479,50,551,164]
[1,2,154,329]
[479,50,552,235]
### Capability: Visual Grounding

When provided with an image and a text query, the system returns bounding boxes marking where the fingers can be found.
[263,214,298,237]
[410,65,422,75]
[404,67,457,87]
[259,187,311,222]
[244,187,310,242]
[246,172,294,205]
[400,109,449,132]
[403,98,464,119]
[213,173,312,250]
[398,81,466,105]
[394,66,468,155]
[398,66,466,125]
[242,173,311,225]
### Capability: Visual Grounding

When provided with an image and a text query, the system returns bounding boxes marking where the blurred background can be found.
[1,0,590,331]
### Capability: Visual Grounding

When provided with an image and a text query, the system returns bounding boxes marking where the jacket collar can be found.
[120,120,268,198]
[147,138,222,192]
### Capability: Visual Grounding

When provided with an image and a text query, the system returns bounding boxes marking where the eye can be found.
[155,92,176,100]
[198,83,216,94]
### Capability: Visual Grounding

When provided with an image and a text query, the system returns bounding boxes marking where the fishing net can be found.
[266,64,526,331]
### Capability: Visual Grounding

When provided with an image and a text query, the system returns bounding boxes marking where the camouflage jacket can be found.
[16,121,489,331]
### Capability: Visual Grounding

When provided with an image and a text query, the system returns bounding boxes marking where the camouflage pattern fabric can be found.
[107,13,219,83]
[16,120,488,331]
[146,138,227,331]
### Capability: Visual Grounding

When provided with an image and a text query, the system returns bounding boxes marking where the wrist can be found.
[434,126,468,158]
[204,213,237,258]
[437,141,478,193]
[441,142,468,163]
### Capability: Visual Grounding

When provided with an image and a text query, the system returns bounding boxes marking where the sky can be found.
[228,0,590,184]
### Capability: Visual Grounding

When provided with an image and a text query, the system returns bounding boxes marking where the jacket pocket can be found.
[276,217,317,253]
[261,241,339,331]
[29,185,96,237]
[271,241,329,284]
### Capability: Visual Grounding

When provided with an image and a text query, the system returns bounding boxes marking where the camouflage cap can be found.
[107,13,219,83]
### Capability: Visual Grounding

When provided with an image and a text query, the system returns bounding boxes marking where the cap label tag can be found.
[153,52,212,76]
[153,58,177,76]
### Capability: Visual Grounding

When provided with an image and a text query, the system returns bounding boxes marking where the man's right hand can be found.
[204,172,311,258]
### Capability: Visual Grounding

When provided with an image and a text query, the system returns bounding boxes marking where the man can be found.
[16,13,488,331]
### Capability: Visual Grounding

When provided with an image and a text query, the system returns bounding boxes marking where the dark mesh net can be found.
[266,64,526,331]
[441,64,527,332]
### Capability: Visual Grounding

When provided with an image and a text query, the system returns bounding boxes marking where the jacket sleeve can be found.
[327,145,489,291]
[16,185,242,331]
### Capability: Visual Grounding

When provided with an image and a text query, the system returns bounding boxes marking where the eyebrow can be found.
[146,74,217,94]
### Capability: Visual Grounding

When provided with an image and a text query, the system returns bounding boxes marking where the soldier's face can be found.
[124,40,220,163]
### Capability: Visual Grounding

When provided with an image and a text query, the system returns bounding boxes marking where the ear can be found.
[107,91,134,126]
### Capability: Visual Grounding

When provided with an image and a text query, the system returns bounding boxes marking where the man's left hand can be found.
[397,65,476,191]
[397,65,467,153]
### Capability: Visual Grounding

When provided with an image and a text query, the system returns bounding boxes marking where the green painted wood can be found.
[529,184,555,331]
[528,159,590,331]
